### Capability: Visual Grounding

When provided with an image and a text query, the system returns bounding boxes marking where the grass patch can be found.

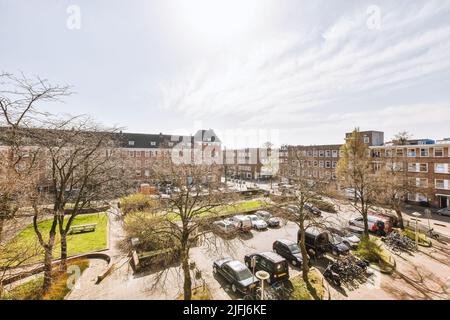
[3,213,107,267]
[289,268,324,300]
[2,259,89,300]
[355,236,395,273]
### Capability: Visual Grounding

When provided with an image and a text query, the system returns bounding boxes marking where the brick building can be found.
[283,131,450,208]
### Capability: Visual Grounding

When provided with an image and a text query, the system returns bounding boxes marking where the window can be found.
[435,179,449,190]
[313,160,318,167]
[332,150,338,158]
[313,150,318,157]
[128,140,135,146]
[435,163,450,174]
[332,161,337,168]
[319,150,324,157]
[145,151,150,158]
[411,178,428,188]
[407,163,427,172]
[363,136,370,144]
[407,149,416,157]
[434,148,444,157]
[319,161,324,168]
[325,161,331,168]
[307,150,313,157]
[144,170,150,177]
[396,149,404,157]
[325,150,331,157]
[373,163,382,171]
[420,148,429,157]
[150,141,156,146]
[135,170,141,177]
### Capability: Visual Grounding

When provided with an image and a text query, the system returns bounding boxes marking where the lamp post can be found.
[255,271,270,300]
[411,211,422,249]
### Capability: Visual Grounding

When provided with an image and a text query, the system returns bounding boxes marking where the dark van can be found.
[244,252,289,284]
[297,227,330,258]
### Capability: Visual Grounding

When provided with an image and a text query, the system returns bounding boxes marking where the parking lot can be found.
[67,196,450,300]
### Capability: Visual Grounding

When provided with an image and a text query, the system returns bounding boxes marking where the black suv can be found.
[244,252,289,284]
[273,239,303,267]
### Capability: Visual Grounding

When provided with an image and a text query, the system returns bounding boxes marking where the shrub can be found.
[355,236,384,263]
[309,199,337,213]
[119,193,155,214]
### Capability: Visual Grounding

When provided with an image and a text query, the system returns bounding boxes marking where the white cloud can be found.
[157,1,450,144]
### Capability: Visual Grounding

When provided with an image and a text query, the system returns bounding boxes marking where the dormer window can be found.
[150,141,156,146]
[128,141,135,146]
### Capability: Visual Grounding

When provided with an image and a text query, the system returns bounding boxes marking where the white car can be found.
[256,210,281,227]
[437,207,450,217]
[213,220,237,235]
[246,215,268,230]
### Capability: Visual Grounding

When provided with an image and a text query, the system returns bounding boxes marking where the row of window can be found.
[387,163,450,174]
[380,147,449,158]
[292,160,338,169]
[409,178,450,190]
[290,169,337,180]
[299,149,340,158]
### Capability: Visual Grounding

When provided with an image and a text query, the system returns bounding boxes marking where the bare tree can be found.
[336,129,381,237]
[149,160,236,300]
[277,146,330,282]
[393,131,412,145]
[29,117,127,273]
[0,72,70,241]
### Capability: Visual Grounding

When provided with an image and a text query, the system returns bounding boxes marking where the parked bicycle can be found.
[323,255,369,287]
[382,230,415,252]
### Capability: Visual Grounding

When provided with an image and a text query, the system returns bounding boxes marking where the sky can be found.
[1,0,450,148]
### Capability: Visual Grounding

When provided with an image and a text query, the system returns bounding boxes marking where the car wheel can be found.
[231,284,237,293]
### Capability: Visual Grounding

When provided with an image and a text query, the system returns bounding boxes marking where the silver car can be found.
[437,207,450,216]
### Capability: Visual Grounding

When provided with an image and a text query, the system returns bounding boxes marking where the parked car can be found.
[272,239,303,267]
[247,215,268,230]
[297,227,330,258]
[212,220,237,236]
[328,233,350,256]
[256,210,281,227]
[213,258,259,295]
[228,215,253,232]
[328,227,361,249]
[303,204,321,217]
[349,215,390,235]
[244,252,289,284]
[437,207,450,216]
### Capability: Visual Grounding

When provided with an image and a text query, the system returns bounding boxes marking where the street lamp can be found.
[255,271,270,300]
[411,211,422,249]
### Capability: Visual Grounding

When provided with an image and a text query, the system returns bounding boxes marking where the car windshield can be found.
[330,234,343,245]
[288,244,300,254]
[235,268,253,281]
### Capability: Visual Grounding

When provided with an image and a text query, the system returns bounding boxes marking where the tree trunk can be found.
[299,219,310,282]
[59,232,68,272]
[181,249,192,300]
[361,199,369,237]
[0,218,4,242]
[42,245,54,295]
[395,208,404,230]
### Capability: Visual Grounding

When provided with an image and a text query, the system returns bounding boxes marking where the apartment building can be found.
[120,129,222,185]
[283,131,450,208]
[371,138,450,208]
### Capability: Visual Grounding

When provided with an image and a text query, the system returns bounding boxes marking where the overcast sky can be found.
[2,0,450,147]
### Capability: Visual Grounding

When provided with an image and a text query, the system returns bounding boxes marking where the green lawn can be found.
[2,259,90,300]
[289,268,325,300]
[3,213,108,266]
